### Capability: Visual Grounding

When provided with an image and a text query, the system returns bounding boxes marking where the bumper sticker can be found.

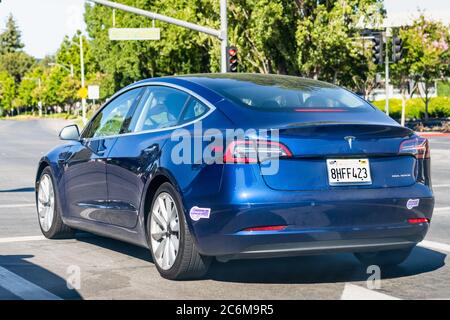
[190,206,211,221]
[406,199,420,210]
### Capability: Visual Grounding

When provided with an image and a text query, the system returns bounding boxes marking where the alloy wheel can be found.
[150,192,180,270]
[37,174,55,232]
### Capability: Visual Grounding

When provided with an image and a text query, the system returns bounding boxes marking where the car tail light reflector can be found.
[224,140,292,164]
[399,137,430,159]
[243,225,287,232]
[407,218,429,224]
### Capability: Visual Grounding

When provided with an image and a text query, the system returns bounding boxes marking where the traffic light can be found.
[392,35,403,63]
[372,33,384,65]
[227,46,238,73]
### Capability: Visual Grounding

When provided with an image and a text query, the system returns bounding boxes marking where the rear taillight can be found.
[399,137,430,159]
[223,140,292,164]
[408,218,429,224]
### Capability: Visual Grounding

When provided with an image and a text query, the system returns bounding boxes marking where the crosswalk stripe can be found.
[0,204,35,209]
[418,240,450,253]
[0,236,46,244]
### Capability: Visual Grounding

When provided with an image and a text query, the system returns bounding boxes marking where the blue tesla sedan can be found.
[35,74,434,279]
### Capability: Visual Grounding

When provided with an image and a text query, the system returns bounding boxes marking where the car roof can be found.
[135,73,338,91]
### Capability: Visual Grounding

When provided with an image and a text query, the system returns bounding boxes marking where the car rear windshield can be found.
[197,74,374,113]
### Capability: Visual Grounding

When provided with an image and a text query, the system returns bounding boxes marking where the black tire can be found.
[354,247,414,267]
[36,167,74,239]
[147,182,211,280]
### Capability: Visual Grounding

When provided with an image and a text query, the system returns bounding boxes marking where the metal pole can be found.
[385,28,391,116]
[38,78,42,117]
[80,36,87,124]
[220,0,228,73]
[87,0,221,38]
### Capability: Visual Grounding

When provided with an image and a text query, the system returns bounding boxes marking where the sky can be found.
[0,0,449,59]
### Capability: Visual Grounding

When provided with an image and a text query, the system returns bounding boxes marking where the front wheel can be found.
[36,167,74,239]
[147,182,211,280]
[354,247,414,267]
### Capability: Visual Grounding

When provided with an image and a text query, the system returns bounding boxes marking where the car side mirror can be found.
[59,124,80,141]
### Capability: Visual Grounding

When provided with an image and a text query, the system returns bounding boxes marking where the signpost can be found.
[88,85,100,107]
[88,85,100,100]
[78,87,88,99]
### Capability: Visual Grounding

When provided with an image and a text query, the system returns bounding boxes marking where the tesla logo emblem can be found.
[345,136,356,149]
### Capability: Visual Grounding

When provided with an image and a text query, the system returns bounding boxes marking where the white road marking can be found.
[341,283,399,300]
[433,207,450,214]
[0,266,61,300]
[0,204,35,209]
[433,184,450,188]
[0,236,46,244]
[419,240,450,253]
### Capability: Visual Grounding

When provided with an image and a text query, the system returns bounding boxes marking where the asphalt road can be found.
[0,119,449,300]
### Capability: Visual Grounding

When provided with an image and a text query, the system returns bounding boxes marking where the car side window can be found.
[129,86,190,133]
[179,98,209,124]
[82,88,142,139]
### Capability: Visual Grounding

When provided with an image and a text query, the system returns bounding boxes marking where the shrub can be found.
[371,97,450,119]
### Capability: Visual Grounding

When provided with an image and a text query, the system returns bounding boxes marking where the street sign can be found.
[88,85,100,100]
[109,28,160,41]
[78,87,88,99]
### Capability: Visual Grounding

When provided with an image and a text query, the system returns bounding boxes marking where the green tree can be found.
[42,67,79,107]
[0,51,35,82]
[56,32,96,83]
[0,14,25,54]
[84,0,215,95]
[295,0,384,87]
[394,16,450,120]
[84,0,385,95]
[0,71,16,115]
[224,0,299,74]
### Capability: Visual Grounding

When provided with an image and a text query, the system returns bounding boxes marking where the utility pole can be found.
[384,28,391,116]
[220,0,228,73]
[38,78,42,117]
[86,0,229,73]
[80,35,87,124]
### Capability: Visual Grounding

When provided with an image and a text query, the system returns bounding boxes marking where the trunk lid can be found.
[260,123,416,191]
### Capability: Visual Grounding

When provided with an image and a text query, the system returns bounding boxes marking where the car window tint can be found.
[83,88,141,139]
[200,75,373,112]
[180,98,208,124]
[130,86,189,132]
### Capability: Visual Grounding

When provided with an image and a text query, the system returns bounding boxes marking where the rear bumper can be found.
[216,238,419,262]
[198,221,429,260]
[183,175,434,258]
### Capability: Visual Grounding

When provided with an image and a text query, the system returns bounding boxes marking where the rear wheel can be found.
[36,167,74,239]
[147,182,211,280]
[354,247,414,267]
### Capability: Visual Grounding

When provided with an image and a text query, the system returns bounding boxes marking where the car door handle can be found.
[143,145,158,154]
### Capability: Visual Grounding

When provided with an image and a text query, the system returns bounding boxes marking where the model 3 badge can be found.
[344,136,356,149]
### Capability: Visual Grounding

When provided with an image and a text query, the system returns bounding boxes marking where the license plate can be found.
[326,159,372,185]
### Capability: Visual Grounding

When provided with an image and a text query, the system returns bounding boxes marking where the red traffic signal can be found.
[227,46,238,73]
